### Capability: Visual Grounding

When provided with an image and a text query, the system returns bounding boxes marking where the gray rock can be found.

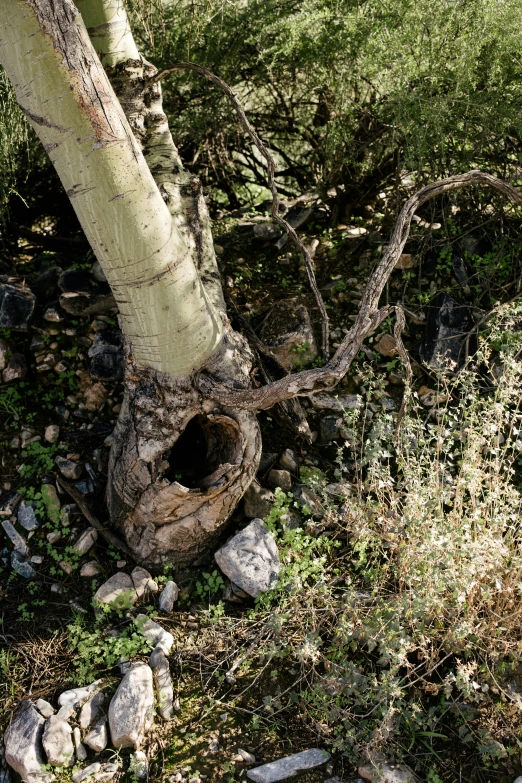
[73,527,98,555]
[2,520,29,556]
[215,519,280,598]
[55,456,82,480]
[84,715,108,753]
[42,715,74,767]
[11,552,36,579]
[44,424,60,444]
[92,261,107,283]
[73,727,88,762]
[320,415,342,442]
[108,662,155,748]
[420,292,474,371]
[34,699,54,719]
[310,393,362,413]
[58,680,103,710]
[253,223,283,241]
[149,645,174,720]
[79,691,105,730]
[3,352,27,383]
[72,763,101,783]
[0,281,36,331]
[247,749,330,782]
[293,485,324,518]
[260,300,318,371]
[88,330,124,381]
[4,701,51,783]
[134,614,174,654]
[131,750,148,780]
[267,469,292,493]
[325,482,351,498]
[244,482,275,519]
[279,449,298,474]
[17,502,40,532]
[0,491,22,517]
[158,580,179,613]
[358,764,417,783]
[0,750,11,783]
[93,572,137,607]
[43,305,63,323]
[131,566,158,599]
[80,560,102,577]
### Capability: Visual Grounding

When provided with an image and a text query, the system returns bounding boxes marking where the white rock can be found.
[247,749,330,782]
[79,691,105,730]
[93,572,137,607]
[4,701,51,783]
[58,680,103,709]
[108,662,154,748]
[158,580,179,613]
[149,645,174,720]
[44,425,60,444]
[73,726,88,762]
[72,762,101,783]
[73,527,98,555]
[34,699,54,719]
[131,751,148,780]
[80,560,102,577]
[131,566,158,599]
[215,519,280,598]
[358,764,418,783]
[84,716,108,753]
[134,614,173,654]
[42,715,75,767]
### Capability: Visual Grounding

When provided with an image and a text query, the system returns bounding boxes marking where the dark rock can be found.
[33,266,63,302]
[74,479,94,495]
[244,481,275,518]
[293,484,324,517]
[0,491,22,517]
[55,456,82,480]
[420,292,475,371]
[252,223,283,241]
[88,330,124,381]
[452,255,469,287]
[58,269,116,317]
[91,261,107,283]
[320,415,342,442]
[260,299,317,371]
[257,452,278,475]
[279,449,298,474]
[0,278,36,331]
[63,422,112,450]
[54,405,70,423]
[267,469,292,493]
[3,352,27,383]
[43,303,64,323]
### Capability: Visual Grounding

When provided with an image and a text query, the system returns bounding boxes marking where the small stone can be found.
[149,645,174,720]
[3,352,28,383]
[80,691,105,730]
[293,484,324,517]
[4,700,51,783]
[55,456,82,480]
[131,566,158,599]
[395,253,415,270]
[80,560,102,577]
[267,469,292,493]
[0,491,22,517]
[84,383,108,411]
[238,749,256,763]
[35,699,55,719]
[73,727,88,762]
[73,527,98,555]
[108,662,155,749]
[92,261,107,283]
[134,615,174,654]
[72,762,101,782]
[358,764,417,783]
[246,749,330,782]
[131,750,148,780]
[93,573,137,607]
[320,416,342,442]
[17,501,40,531]
[279,449,298,474]
[325,483,351,498]
[41,484,61,525]
[158,580,179,613]
[44,424,60,443]
[20,428,40,448]
[42,714,75,767]
[116,560,126,569]
[309,393,362,413]
[59,560,73,575]
[58,680,103,710]
[374,334,398,357]
[215,519,280,598]
[11,551,36,579]
[88,330,124,381]
[244,481,275,519]
[47,531,62,545]
[43,304,63,322]
[50,583,64,593]
[83,715,108,753]
[2,519,29,556]
[30,555,44,565]
[260,299,318,370]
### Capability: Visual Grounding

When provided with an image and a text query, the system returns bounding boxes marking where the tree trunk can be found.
[0,0,261,567]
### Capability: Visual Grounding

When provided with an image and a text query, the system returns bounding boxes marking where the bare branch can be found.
[196,170,522,409]
[153,61,330,359]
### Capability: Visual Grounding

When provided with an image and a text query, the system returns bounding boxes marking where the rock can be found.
[58,680,103,710]
[267,469,292,493]
[44,424,60,444]
[2,520,29,556]
[309,393,362,413]
[257,452,278,475]
[41,484,61,525]
[260,299,318,370]
[30,555,44,565]
[58,269,116,317]
[320,415,342,442]
[325,482,351,498]
[80,560,102,577]
[92,261,107,283]
[252,223,283,240]
[108,662,155,749]
[158,580,179,613]
[33,266,63,302]
[0,339,10,371]
[394,253,415,270]
[2,353,27,382]
[215,519,280,598]
[80,691,105,730]
[20,428,40,448]
[149,645,174,720]
[73,727,88,762]
[238,749,256,763]
[293,484,324,517]
[46,531,61,545]
[374,334,398,357]
[279,449,298,474]
[93,572,137,607]
[420,292,475,371]
[35,699,55,719]
[358,763,417,783]
[134,615,174,654]
[88,330,124,381]
[72,762,101,783]
[4,700,51,783]
[247,749,330,782]
[11,552,36,579]
[0,279,36,330]
[275,206,314,250]
[55,456,82,480]
[131,750,148,780]
[17,501,40,531]
[83,716,108,753]
[73,527,98,555]
[0,750,10,783]
[0,491,22,517]
[43,304,63,323]
[244,481,275,519]
[42,715,75,767]
[83,383,108,411]
[131,566,158,599]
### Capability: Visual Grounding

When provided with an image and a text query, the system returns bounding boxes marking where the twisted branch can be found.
[195,170,522,409]
[153,61,330,359]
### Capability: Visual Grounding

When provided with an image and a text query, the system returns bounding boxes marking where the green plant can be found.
[195,569,225,599]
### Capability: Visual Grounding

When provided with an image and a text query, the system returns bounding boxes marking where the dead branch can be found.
[152,61,330,359]
[196,170,522,409]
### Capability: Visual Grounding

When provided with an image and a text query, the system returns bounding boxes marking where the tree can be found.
[1,0,520,569]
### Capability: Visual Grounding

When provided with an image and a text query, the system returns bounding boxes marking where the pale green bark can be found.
[74,0,139,66]
[0,0,223,377]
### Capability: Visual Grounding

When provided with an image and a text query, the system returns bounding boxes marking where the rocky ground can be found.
[1,184,521,783]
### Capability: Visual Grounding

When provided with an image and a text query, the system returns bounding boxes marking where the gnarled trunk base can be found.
[107,329,261,568]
